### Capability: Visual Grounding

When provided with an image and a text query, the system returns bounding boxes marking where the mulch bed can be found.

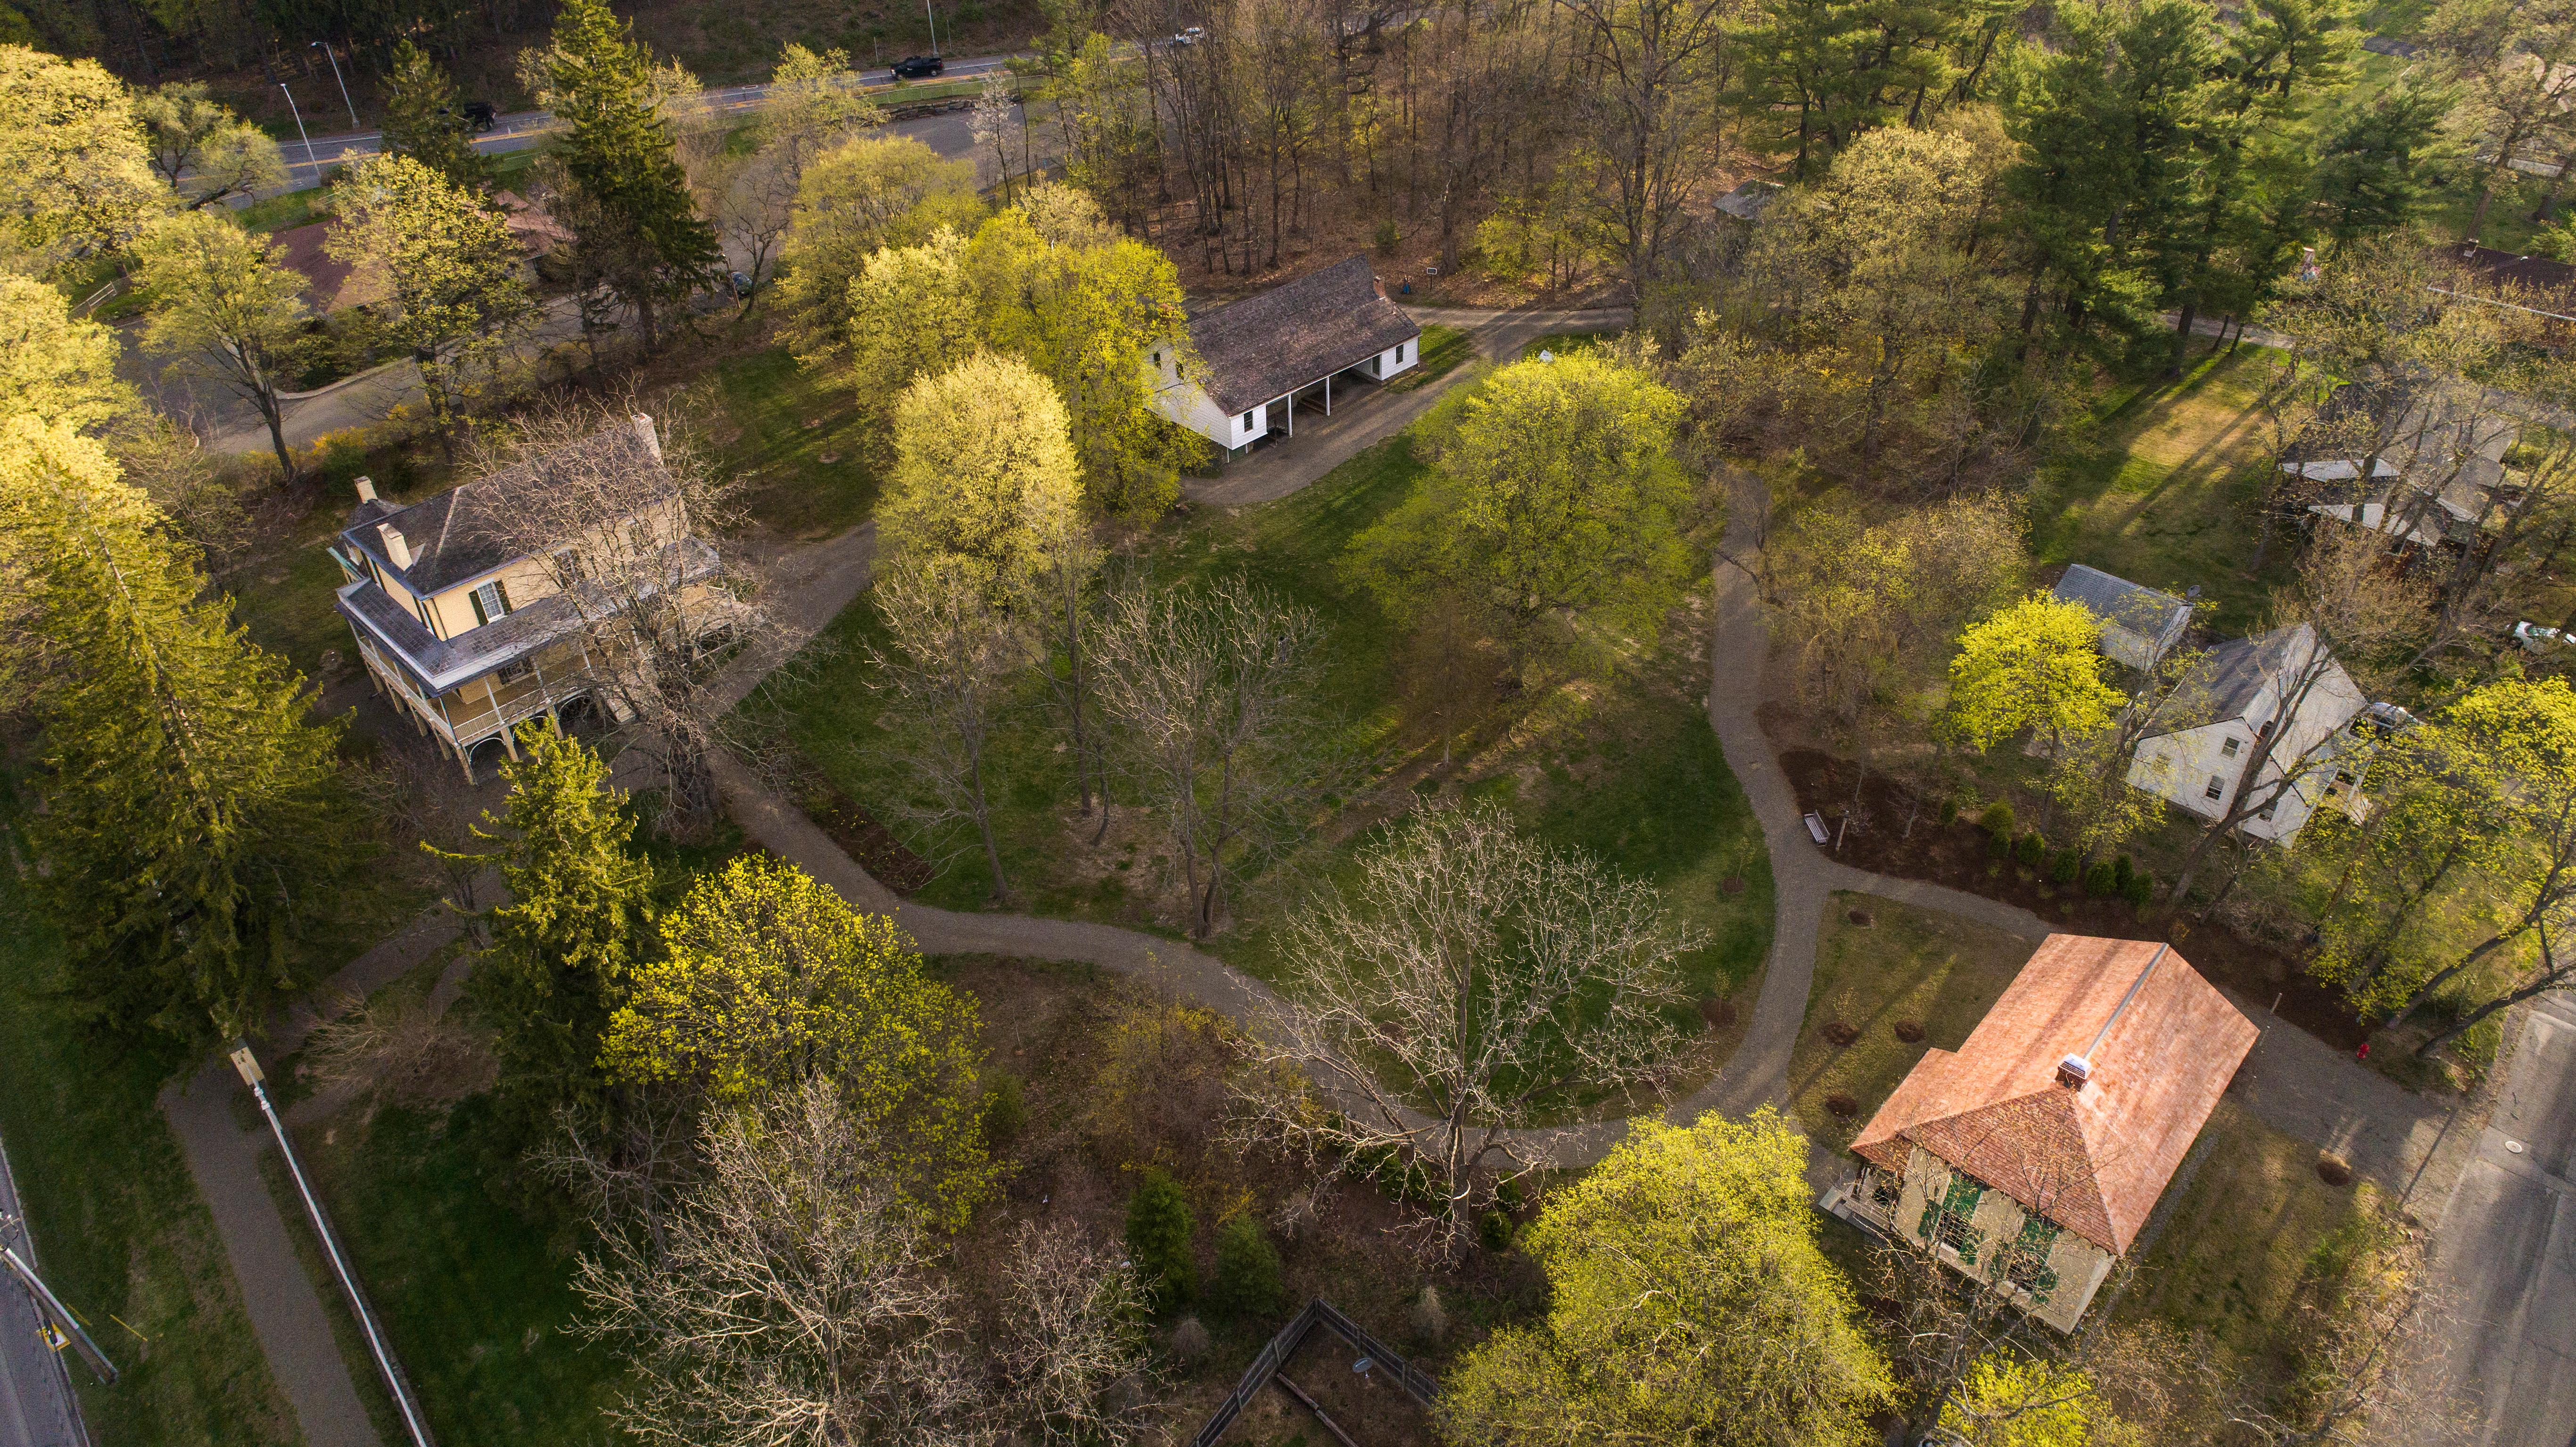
[804,786,936,894]
[1779,748,2370,1051]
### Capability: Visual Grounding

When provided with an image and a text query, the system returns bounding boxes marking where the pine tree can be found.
[1123,1167,1197,1309]
[458,725,652,1119]
[544,0,721,347]
[2,417,350,1040]
[379,40,490,191]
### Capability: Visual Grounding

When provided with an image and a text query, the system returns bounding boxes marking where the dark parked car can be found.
[457,100,497,132]
[891,54,944,78]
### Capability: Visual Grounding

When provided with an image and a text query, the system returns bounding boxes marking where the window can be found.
[415,596,438,637]
[2257,798,2278,822]
[2221,736,2242,758]
[1239,411,1254,430]
[1176,362,1186,380]
[468,579,512,627]
[2003,1215,2061,1300]
[1402,339,1412,362]
[1920,1173,1986,1264]
[2204,774,2226,801]
[1864,1169,1901,1215]
[1151,350,1162,366]
[496,658,537,687]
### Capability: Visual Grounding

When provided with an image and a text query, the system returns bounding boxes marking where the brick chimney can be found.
[354,476,377,504]
[377,522,413,570]
[632,412,663,465]
[1371,272,1388,302]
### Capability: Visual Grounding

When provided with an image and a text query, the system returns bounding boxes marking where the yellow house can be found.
[329,413,719,781]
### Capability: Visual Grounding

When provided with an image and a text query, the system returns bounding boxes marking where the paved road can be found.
[0,1139,85,1447]
[264,52,1020,190]
[2429,990,2576,1447]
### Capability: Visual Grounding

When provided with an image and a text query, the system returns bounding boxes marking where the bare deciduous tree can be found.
[1092,574,1330,937]
[565,1079,1155,1447]
[569,1079,985,1447]
[464,394,777,835]
[866,558,1037,904]
[1240,801,1699,1260]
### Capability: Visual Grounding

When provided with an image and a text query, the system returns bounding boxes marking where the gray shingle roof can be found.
[337,537,718,695]
[338,422,670,595]
[2052,564,2190,643]
[2195,624,2325,721]
[1186,256,1420,416]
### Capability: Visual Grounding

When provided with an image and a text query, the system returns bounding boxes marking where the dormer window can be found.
[469,579,512,627]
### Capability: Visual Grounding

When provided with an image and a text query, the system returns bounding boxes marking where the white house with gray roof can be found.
[1149,255,1421,459]
[2051,565,2193,672]
[2125,623,2370,842]
[329,414,722,781]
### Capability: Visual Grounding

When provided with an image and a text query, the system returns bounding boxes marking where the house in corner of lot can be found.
[2125,622,2370,843]
[1149,255,1422,460]
[329,413,722,783]
[2049,563,2194,672]
[1822,934,2257,1332]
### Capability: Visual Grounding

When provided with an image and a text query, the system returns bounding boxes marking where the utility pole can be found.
[231,1044,439,1447]
[278,82,315,179]
[312,40,360,130]
[925,0,940,57]
[0,1230,116,1384]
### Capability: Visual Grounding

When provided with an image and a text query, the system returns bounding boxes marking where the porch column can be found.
[1325,375,1332,415]
[454,737,476,784]
[1284,391,1293,437]
[490,676,520,761]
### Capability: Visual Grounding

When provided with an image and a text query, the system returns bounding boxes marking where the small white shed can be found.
[2050,564,2193,672]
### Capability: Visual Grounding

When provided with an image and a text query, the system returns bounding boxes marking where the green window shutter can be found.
[494,579,511,615]
[469,588,489,627]
[2010,1214,2062,1301]
[1929,1174,1985,1264]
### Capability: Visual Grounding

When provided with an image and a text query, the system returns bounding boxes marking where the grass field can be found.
[2030,343,2292,636]
[277,953,627,1446]
[755,410,1776,1092]
[1391,323,1477,391]
[1789,894,2036,1151]
[713,346,883,540]
[0,825,297,1447]
[2113,1097,2368,1371]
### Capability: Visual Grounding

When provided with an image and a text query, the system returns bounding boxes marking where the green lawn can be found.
[2029,343,2291,635]
[231,539,361,682]
[0,832,298,1446]
[713,346,883,540]
[1789,894,2036,1151]
[1391,323,1477,391]
[755,408,1776,1098]
[2113,1097,2367,1373]
[286,960,627,1447]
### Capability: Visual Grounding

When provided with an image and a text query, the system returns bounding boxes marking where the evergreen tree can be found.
[455,725,652,1120]
[2,417,350,1040]
[1208,1212,1284,1319]
[1123,1167,1197,1309]
[543,0,721,347]
[379,40,490,191]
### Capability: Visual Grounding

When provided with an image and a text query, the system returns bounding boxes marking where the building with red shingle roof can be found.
[1826,934,2256,1330]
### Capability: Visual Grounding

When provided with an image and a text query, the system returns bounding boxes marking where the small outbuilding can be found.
[1150,255,1421,459]
[2049,564,2193,672]
[1823,934,2256,1331]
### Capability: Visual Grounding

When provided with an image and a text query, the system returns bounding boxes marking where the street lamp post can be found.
[278,82,315,178]
[312,40,360,130]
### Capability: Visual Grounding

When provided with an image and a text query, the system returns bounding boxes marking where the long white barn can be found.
[1151,255,1422,460]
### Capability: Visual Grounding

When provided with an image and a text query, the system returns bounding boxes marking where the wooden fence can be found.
[1188,1298,1436,1447]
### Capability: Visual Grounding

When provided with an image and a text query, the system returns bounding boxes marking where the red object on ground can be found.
[2356,1042,2370,1061]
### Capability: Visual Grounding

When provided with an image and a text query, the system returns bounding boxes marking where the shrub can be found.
[1938,797,1961,827]
[1124,1167,1197,1309]
[1892,1019,1926,1043]
[1822,1020,1859,1047]
[1479,1209,1518,1253]
[2049,850,2081,884]
[979,1071,1024,1148]
[2084,861,2118,897]
[2114,855,2136,892]
[1376,218,1401,255]
[2014,831,2045,866]
[1412,1286,1450,1344]
[1980,802,2016,850]
[2123,871,2155,908]
[1208,1213,1285,1320]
